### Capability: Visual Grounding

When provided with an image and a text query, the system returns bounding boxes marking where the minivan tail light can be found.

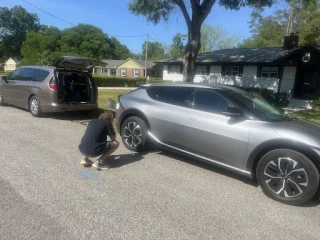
[49,76,58,90]
[49,83,58,90]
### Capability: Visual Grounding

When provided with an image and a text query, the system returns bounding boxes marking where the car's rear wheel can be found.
[0,91,5,106]
[121,116,148,152]
[257,149,319,205]
[29,96,43,117]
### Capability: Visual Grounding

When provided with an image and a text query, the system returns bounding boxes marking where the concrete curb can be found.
[98,87,137,90]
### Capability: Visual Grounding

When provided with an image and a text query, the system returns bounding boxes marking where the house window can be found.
[225,66,239,77]
[261,67,279,78]
[121,69,126,77]
[134,69,140,77]
[168,65,181,74]
[110,69,116,76]
[195,66,208,75]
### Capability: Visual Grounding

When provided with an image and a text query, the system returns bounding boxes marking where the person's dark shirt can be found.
[79,119,115,155]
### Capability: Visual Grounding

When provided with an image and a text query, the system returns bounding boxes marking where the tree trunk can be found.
[183,25,201,82]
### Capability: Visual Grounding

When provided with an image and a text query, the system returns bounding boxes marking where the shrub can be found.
[93,74,168,87]
[235,86,290,107]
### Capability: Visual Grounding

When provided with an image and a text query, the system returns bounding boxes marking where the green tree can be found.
[142,41,167,60]
[128,0,274,82]
[0,6,42,60]
[169,33,187,57]
[21,24,136,65]
[241,0,320,48]
[200,24,242,52]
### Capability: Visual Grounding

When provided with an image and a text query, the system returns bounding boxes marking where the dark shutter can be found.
[239,65,244,77]
[257,66,261,78]
[180,65,183,74]
[206,66,210,75]
[221,65,225,76]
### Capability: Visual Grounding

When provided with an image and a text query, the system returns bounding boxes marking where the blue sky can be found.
[2,0,287,54]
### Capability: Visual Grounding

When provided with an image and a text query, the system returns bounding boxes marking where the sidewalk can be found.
[98,87,137,90]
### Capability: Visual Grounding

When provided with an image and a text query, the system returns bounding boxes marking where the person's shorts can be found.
[83,141,115,157]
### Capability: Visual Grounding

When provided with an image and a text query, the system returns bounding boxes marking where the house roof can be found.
[101,58,157,69]
[156,47,312,64]
[101,60,124,68]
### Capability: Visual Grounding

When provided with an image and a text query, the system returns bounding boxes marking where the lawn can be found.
[287,100,320,124]
[97,89,131,109]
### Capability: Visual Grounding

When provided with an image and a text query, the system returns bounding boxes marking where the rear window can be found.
[146,86,194,107]
[34,69,50,82]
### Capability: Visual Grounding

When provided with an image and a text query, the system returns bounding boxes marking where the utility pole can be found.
[145,34,149,81]
[286,1,296,35]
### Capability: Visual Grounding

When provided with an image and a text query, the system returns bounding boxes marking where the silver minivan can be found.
[0,56,105,117]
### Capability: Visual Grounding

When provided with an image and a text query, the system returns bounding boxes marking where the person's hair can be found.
[99,111,114,122]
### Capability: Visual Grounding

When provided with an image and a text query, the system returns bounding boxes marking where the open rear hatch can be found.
[54,56,106,104]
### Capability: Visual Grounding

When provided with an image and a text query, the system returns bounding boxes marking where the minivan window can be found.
[194,89,232,114]
[34,69,50,82]
[146,86,194,107]
[21,68,35,80]
[9,68,22,80]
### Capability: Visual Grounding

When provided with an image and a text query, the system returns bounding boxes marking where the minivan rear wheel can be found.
[257,149,319,205]
[0,91,5,106]
[29,96,43,117]
[121,116,148,152]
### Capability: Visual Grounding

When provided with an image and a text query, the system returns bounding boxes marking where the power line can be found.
[21,0,75,26]
[18,0,149,39]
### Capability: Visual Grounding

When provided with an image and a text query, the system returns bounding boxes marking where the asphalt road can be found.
[1,106,320,240]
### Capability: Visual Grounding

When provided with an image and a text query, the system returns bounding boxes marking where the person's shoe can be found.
[92,160,111,170]
[80,157,93,166]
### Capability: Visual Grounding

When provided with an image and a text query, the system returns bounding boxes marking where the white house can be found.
[4,57,17,71]
[157,35,320,103]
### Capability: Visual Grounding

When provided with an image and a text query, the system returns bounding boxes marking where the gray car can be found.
[115,83,320,205]
[0,56,105,117]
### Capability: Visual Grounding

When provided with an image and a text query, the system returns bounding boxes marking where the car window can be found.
[146,86,194,107]
[9,68,22,80]
[21,68,35,81]
[194,89,232,114]
[34,69,50,82]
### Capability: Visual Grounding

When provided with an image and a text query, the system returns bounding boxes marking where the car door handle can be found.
[188,116,196,121]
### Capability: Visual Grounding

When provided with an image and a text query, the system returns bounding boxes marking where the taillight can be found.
[49,83,58,90]
[120,103,125,111]
[49,76,58,90]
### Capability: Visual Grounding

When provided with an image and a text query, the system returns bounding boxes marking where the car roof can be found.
[20,66,56,71]
[142,82,244,92]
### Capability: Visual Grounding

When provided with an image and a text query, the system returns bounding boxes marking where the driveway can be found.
[0,106,320,240]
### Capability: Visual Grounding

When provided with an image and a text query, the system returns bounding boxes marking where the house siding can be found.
[164,64,283,92]
[280,66,296,92]
[4,58,16,71]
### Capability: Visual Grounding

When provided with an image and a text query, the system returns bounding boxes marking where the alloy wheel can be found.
[123,122,142,147]
[30,98,39,115]
[263,157,308,198]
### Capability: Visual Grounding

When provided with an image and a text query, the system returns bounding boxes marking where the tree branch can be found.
[173,0,191,26]
[199,0,216,25]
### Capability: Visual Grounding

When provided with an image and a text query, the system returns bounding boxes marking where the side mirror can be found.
[223,107,243,117]
[1,76,8,82]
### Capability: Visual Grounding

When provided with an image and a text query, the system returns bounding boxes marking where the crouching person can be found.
[79,112,119,169]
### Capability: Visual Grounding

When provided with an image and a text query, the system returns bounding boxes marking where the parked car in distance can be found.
[0,56,105,117]
[115,82,320,205]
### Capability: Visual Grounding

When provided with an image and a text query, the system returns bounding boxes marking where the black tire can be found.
[121,116,148,152]
[0,91,5,106]
[257,149,320,205]
[29,96,43,117]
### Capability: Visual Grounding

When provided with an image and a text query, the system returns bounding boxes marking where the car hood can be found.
[54,56,107,71]
[273,119,320,147]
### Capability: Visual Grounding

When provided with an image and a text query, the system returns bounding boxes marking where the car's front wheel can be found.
[257,149,319,205]
[121,116,148,152]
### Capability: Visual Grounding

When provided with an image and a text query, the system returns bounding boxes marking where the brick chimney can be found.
[283,33,299,49]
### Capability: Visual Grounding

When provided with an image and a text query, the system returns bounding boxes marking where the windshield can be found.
[222,89,292,122]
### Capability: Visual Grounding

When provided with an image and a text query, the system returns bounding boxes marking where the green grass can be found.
[98,89,131,110]
[287,100,320,124]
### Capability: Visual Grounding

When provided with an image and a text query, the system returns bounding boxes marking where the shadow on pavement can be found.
[107,153,146,168]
